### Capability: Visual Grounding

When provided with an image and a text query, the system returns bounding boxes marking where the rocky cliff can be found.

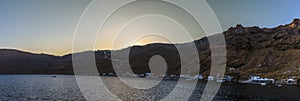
[1,19,300,79]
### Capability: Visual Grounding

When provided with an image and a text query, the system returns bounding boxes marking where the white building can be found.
[286,78,297,85]
[207,76,214,81]
[241,76,274,85]
[145,73,152,77]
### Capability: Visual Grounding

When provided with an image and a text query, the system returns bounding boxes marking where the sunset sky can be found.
[0,0,300,56]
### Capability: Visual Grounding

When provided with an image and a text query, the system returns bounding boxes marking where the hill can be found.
[1,19,300,79]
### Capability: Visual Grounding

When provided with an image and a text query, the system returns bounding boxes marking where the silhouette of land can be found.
[1,19,300,79]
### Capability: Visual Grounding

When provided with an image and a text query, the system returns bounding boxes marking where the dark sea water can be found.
[0,75,299,101]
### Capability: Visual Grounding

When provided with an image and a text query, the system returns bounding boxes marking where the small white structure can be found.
[216,75,232,83]
[216,79,224,83]
[180,74,201,79]
[180,74,190,78]
[241,76,274,85]
[207,76,214,81]
[197,75,204,80]
[229,68,235,71]
[101,73,107,76]
[170,74,177,78]
[145,73,152,77]
[260,83,267,86]
[286,78,297,85]
[180,75,190,80]
[107,73,115,76]
[138,74,145,77]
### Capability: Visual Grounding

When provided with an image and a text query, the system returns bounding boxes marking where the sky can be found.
[0,0,300,56]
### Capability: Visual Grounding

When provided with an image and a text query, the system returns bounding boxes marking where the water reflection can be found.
[0,75,299,101]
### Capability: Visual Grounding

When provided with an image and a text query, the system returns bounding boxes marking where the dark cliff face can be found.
[1,19,300,79]
[224,19,300,79]
[225,19,300,51]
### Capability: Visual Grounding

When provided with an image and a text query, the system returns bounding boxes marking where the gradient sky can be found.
[0,0,299,56]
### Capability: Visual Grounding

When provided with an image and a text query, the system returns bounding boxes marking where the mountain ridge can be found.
[1,18,300,79]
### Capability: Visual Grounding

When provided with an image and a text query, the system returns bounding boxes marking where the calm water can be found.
[0,75,299,101]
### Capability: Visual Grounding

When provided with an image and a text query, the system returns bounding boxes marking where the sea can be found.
[0,75,299,101]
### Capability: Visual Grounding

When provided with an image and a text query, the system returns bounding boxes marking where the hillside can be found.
[1,19,300,79]
[224,19,300,79]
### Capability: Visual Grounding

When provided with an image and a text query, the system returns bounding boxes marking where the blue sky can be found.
[207,0,300,29]
[0,0,299,55]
